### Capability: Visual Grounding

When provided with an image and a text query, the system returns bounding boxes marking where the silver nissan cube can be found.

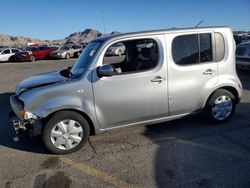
[10,27,242,154]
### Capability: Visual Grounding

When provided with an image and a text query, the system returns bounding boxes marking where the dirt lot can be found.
[0,59,250,188]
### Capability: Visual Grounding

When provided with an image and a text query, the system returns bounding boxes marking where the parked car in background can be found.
[9,46,53,62]
[50,45,60,51]
[50,44,82,59]
[234,35,242,45]
[0,48,21,62]
[236,42,250,69]
[79,42,88,48]
[105,42,125,56]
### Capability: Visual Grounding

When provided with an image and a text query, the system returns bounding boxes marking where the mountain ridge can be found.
[0,29,103,47]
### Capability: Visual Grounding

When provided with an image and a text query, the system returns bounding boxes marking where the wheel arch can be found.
[202,86,239,109]
[43,109,96,136]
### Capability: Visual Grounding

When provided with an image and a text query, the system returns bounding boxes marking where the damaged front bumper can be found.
[9,95,43,137]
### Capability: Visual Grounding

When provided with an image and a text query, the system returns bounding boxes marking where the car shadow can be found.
[143,102,250,187]
[0,92,49,154]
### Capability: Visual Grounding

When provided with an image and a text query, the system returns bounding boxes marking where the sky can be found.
[0,0,249,40]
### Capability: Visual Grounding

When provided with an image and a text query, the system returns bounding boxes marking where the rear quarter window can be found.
[215,32,225,61]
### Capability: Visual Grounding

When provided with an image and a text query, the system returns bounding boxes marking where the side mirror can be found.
[98,64,114,77]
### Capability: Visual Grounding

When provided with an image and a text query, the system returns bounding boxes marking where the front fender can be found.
[34,96,83,117]
[31,95,101,134]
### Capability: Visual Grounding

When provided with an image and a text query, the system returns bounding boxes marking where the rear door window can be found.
[172,33,213,65]
[200,34,212,62]
[172,34,199,65]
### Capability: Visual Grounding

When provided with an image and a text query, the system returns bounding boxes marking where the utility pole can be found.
[102,10,106,34]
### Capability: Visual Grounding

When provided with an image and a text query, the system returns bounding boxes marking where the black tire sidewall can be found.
[42,111,90,154]
[205,89,236,124]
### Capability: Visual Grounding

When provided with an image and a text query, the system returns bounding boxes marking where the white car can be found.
[0,48,21,62]
[105,43,126,56]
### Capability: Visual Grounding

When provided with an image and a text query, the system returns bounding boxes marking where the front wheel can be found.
[30,55,36,62]
[42,111,90,154]
[204,89,236,123]
[65,53,70,59]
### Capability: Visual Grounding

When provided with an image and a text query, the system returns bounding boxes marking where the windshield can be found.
[70,42,101,77]
[59,45,70,50]
[26,47,38,51]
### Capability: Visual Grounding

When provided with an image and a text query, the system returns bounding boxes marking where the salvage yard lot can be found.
[0,59,250,188]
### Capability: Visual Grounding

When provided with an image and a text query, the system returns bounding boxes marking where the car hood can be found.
[15,70,68,96]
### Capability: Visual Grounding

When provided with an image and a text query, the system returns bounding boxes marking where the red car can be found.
[10,46,53,62]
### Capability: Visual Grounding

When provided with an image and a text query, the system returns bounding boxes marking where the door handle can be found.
[203,69,215,75]
[151,76,165,83]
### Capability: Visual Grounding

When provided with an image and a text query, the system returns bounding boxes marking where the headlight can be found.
[24,111,38,120]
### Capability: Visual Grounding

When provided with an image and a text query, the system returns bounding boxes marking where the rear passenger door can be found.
[167,32,218,115]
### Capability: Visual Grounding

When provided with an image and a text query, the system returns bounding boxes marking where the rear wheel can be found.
[42,111,90,154]
[204,89,236,123]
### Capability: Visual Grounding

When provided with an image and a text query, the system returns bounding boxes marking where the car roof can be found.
[92,26,230,42]
[0,48,12,51]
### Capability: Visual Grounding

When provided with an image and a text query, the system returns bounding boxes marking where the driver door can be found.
[92,37,169,129]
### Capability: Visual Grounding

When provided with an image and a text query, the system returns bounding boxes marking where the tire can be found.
[30,55,35,62]
[65,53,70,59]
[42,111,90,154]
[204,89,236,124]
[75,52,80,58]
